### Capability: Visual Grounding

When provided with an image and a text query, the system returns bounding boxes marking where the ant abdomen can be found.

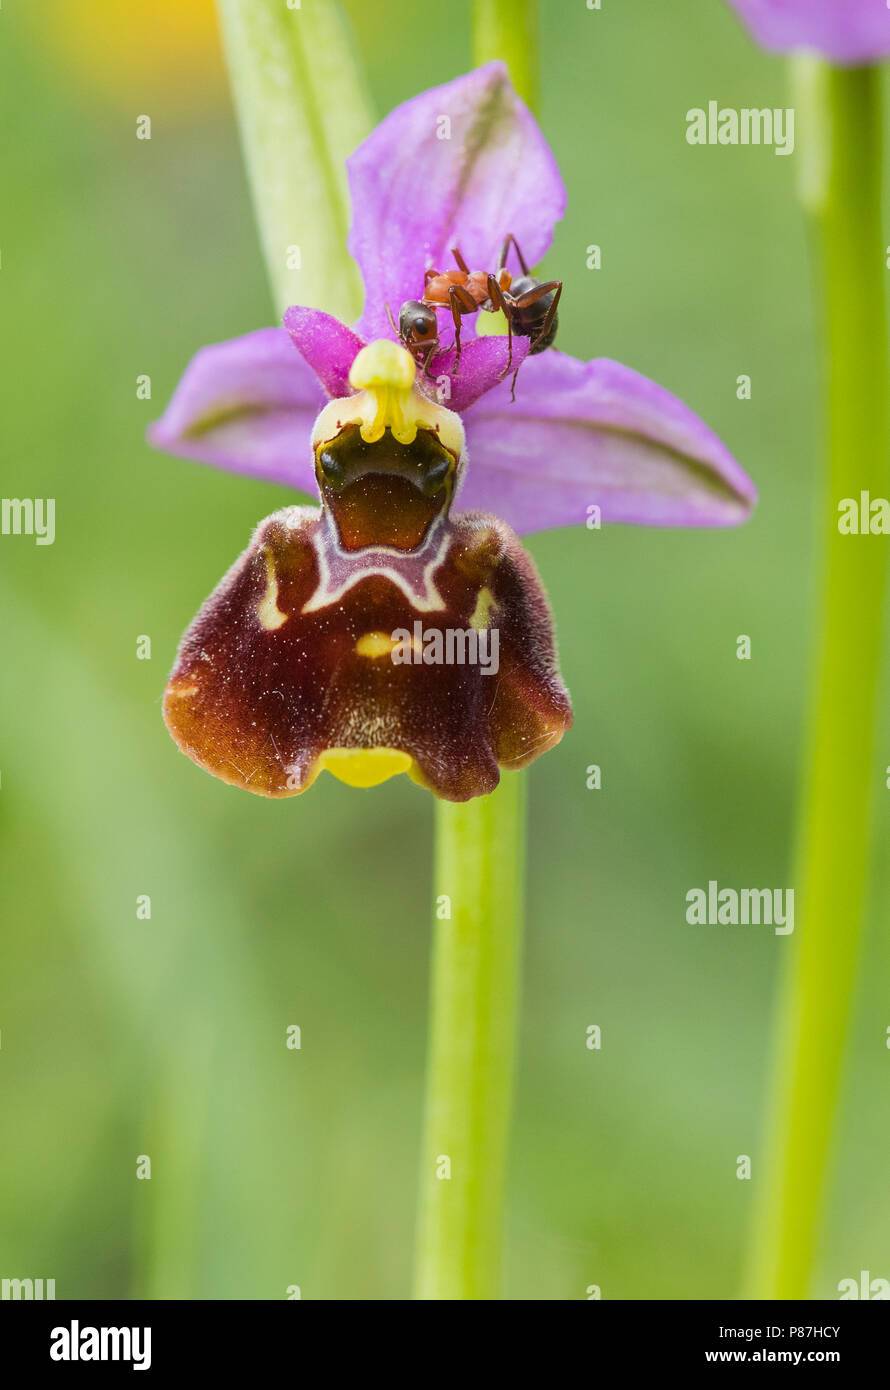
[529,310,559,353]
[509,275,560,352]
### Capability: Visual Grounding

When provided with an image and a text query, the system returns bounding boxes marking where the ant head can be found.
[398,300,438,344]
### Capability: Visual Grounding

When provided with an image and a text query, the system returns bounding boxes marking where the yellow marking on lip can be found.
[257,549,288,630]
[469,586,496,632]
[318,747,413,788]
[355,631,399,658]
[166,681,199,698]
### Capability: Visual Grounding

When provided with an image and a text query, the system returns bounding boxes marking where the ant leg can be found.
[447,283,478,375]
[532,281,561,352]
[500,311,514,378]
[497,233,530,277]
[486,275,515,379]
[449,290,464,374]
[421,340,438,380]
[513,280,562,353]
[450,246,470,273]
[486,273,507,315]
[509,368,520,404]
[424,267,440,286]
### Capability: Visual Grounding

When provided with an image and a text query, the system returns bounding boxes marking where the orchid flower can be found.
[725,0,890,63]
[150,62,755,802]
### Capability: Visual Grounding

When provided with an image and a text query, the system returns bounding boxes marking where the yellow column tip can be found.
[349,339,416,392]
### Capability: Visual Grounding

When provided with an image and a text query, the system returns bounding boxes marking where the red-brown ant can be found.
[388,234,562,400]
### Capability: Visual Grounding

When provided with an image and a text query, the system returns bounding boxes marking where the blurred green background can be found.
[2,0,889,1300]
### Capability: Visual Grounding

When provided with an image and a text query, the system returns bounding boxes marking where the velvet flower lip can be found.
[725,0,890,64]
[150,62,756,802]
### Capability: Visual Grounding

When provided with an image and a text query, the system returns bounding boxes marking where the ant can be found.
[388,234,562,401]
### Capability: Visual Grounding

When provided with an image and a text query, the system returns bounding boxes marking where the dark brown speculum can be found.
[316,424,455,551]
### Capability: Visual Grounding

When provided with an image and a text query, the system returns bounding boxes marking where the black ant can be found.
[388,234,562,400]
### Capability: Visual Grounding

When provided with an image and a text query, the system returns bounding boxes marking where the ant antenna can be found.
[385,301,399,336]
[498,233,530,277]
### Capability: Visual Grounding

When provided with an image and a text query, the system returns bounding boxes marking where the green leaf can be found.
[216,0,373,322]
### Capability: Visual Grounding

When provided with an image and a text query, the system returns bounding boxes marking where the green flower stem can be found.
[414,773,527,1299]
[215,0,372,321]
[746,65,888,1300]
[412,0,538,1303]
[473,0,539,109]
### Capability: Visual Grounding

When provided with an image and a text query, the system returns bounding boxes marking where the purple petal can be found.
[283,306,365,398]
[458,351,756,533]
[725,0,890,63]
[147,328,322,493]
[348,62,566,342]
[423,335,530,412]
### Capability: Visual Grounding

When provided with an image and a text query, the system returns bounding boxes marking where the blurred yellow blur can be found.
[26,0,224,108]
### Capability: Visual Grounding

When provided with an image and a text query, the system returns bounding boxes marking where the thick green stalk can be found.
[746,66,888,1299]
[473,0,539,108]
[215,0,372,321]
[413,0,538,1302]
[414,774,527,1299]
